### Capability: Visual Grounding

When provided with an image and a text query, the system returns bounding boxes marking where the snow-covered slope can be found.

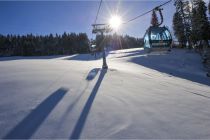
[0,48,210,139]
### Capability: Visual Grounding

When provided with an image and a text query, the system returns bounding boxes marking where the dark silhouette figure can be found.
[70,69,107,139]
[4,88,68,139]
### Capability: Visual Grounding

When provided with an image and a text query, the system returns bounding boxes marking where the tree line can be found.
[94,33,143,51]
[173,0,210,49]
[0,32,89,56]
[0,32,143,56]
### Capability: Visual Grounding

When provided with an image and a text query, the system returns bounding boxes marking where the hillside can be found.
[0,48,210,139]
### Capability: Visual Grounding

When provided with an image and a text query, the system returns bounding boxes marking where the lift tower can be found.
[92,24,112,69]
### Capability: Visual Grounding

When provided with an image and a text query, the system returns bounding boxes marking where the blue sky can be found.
[0,0,178,39]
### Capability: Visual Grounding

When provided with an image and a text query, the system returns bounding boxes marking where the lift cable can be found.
[94,0,103,25]
[123,0,172,24]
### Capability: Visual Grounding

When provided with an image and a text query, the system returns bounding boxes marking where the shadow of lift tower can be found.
[92,24,112,69]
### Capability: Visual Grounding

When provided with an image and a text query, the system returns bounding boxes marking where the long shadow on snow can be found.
[64,52,109,61]
[114,48,210,86]
[125,50,210,86]
[3,88,68,139]
[54,68,101,134]
[0,55,67,61]
[70,69,107,139]
[109,49,142,55]
[115,50,146,59]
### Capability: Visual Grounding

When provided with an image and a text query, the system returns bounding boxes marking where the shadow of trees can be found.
[125,50,210,86]
[114,48,210,86]
[63,52,109,61]
[0,55,67,61]
[63,53,102,61]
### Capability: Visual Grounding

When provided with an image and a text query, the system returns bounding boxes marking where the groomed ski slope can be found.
[0,48,210,139]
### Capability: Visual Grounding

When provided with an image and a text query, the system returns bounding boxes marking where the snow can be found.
[0,48,210,139]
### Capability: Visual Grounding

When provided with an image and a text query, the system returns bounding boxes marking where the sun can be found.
[109,15,122,30]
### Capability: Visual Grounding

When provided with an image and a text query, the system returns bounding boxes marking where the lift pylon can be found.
[92,24,112,69]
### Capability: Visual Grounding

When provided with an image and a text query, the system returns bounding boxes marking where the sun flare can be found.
[109,15,122,30]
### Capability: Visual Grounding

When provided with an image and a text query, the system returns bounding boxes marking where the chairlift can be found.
[89,44,97,52]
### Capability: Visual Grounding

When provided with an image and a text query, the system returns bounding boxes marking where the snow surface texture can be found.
[0,48,210,139]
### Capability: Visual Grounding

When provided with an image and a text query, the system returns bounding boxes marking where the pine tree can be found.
[208,1,210,40]
[78,33,89,53]
[208,0,210,14]
[173,12,187,47]
[184,1,193,48]
[174,0,192,48]
[191,0,209,47]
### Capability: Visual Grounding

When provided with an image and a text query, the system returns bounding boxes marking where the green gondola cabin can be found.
[144,26,172,52]
[143,7,172,52]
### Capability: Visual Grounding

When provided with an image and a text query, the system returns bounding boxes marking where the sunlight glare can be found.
[109,15,122,30]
